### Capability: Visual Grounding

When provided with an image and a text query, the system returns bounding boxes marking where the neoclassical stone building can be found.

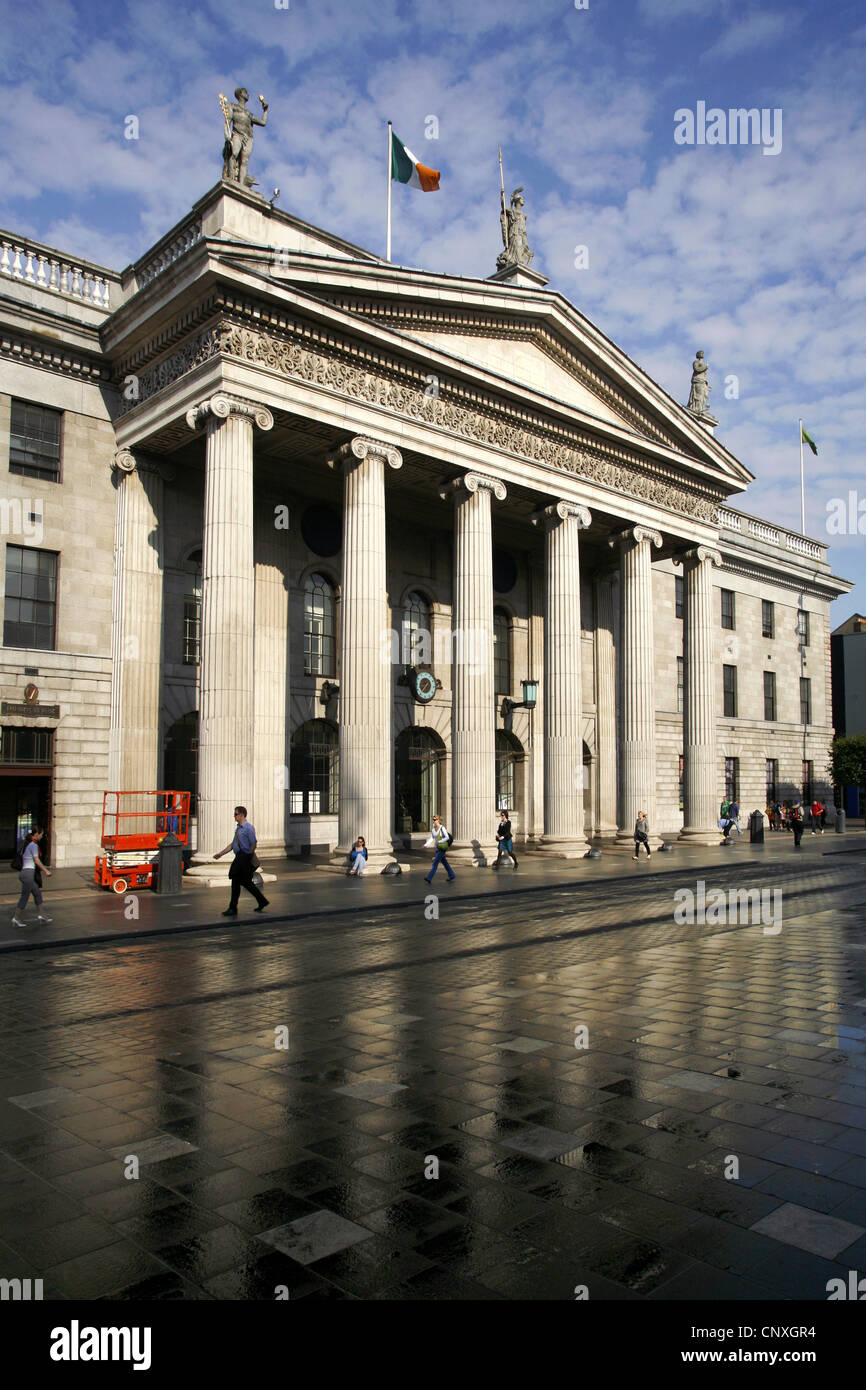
[0,182,851,867]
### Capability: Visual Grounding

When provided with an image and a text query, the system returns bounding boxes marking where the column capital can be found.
[608,524,663,551]
[673,545,723,569]
[331,435,402,471]
[111,449,175,483]
[186,393,274,433]
[439,471,506,502]
[531,500,592,530]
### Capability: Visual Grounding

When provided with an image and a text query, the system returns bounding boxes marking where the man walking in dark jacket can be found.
[215,806,269,915]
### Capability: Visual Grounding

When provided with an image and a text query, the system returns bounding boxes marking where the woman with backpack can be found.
[11,828,53,928]
[423,814,455,883]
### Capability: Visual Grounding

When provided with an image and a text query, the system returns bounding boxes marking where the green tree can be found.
[829,735,866,790]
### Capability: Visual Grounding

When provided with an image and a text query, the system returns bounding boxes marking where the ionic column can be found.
[186,394,273,857]
[611,526,663,845]
[108,450,168,791]
[253,507,291,857]
[533,501,592,856]
[333,436,402,866]
[441,471,506,864]
[678,545,723,843]
[594,572,618,837]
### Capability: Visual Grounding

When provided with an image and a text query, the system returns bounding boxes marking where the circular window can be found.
[300,504,342,558]
[493,547,517,594]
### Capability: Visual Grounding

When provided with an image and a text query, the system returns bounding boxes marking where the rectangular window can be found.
[721,589,735,630]
[802,760,813,805]
[725,756,739,802]
[797,609,810,647]
[765,758,778,804]
[675,575,683,620]
[762,600,775,639]
[183,594,201,664]
[0,726,53,764]
[676,656,684,713]
[800,676,812,725]
[9,399,62,482]
[723,664,737,717]
[763,670,776,721]
[3,545,58,650]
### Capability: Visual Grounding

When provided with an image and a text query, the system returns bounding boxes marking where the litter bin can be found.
[749,810,765,844]
[835,809,846,834]
[155,831,183,894]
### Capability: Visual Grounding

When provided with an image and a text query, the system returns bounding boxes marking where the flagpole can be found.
[386,121,392,262]
[798,417,805,536]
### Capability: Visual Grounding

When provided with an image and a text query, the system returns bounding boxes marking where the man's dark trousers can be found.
[229,852,267,909]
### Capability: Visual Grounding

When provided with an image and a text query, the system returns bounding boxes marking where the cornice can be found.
[116,300,730,524]
[718,554,844,600]
[0,327,110,382]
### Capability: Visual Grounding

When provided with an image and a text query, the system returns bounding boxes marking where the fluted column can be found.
[612,526,662,845]
[441,471,506,864]
[108,450,168,791]
[679,545,723,842]
[594,573,618,837]
[333,436,402,865]
[186,394,273,857]
[534,501,592,855]
[253,508,290,856]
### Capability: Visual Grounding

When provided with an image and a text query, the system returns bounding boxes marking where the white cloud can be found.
[704,11,791,63]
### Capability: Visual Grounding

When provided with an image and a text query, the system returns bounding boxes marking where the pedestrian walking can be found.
[423,814,455,883]
[633,811,651,859]
[11,828,53,927]
[348,836,368,875]
[811,798,825,834]
[791,801,805,848]
[492,810,517,869]
[214,806,269,915]
[728,800,742,836]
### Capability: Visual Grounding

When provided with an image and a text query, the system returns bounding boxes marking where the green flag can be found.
[801,426,818,455]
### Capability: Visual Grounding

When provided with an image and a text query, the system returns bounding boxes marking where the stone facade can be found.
[0,185,852,868]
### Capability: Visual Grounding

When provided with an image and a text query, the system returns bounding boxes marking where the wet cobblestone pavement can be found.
[2,850,866,1301]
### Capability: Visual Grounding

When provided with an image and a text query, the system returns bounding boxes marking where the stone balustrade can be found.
[718,506,824,561]
[133,220,203,290]
[0,232,118,309]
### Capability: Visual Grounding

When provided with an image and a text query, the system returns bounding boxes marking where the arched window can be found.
[395,727,444,833]
[183,550,202,665]
[304,573,336,676]
[493,607,511,695]
[402,591,431,666]
[290,720,339,815]
[496,730,523,811]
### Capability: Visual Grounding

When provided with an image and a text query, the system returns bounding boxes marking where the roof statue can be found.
[220,87,268,191]
[497,186,534,271]
[686,349,719,430]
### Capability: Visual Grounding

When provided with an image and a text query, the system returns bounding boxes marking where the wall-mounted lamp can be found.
[501,678,539,717]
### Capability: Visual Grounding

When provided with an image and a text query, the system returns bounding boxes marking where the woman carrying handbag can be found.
[11,828,53,928]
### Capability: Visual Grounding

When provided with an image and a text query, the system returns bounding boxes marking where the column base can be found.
[613,831,664,851]
[445,842,495,867]
[678,826,726,846]
[537,837,591,858]
[321,848,408,874]
[185,861,279,888]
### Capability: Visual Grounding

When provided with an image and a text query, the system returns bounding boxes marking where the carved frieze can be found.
[126,318,722,523]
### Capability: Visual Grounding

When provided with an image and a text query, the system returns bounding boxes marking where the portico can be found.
[97,180,794,867]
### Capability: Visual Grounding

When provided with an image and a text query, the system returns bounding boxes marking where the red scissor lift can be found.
[94,790,191,894]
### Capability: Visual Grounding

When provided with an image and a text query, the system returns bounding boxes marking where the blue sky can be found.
[1,0,864,621]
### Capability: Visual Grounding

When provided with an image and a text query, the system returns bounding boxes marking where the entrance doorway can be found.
[0,726,54,864]
[395,728,444,834]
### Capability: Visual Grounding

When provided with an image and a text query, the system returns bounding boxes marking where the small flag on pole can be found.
[390,131,440,191]
[801,425,818,455]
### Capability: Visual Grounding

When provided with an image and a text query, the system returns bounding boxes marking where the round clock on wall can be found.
[412,669,437,704]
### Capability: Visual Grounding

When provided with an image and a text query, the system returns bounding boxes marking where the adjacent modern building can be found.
[0,181,852,868]
[831,613,866,817]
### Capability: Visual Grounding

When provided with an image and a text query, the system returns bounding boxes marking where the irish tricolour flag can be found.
[390,130,440,191]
